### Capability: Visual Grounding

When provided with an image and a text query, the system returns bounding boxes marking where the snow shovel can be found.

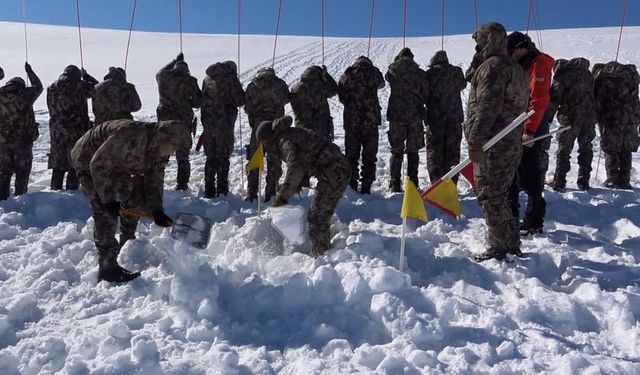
[120,208,213,249]
[266,205,307,246]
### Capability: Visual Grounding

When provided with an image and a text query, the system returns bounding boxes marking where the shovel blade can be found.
[170,212,213,249]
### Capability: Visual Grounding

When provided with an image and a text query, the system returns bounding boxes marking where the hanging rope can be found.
[124,0,138,71]
[532,0,543,50]
[525,0,533,34]
[367,0,376,57]
[22,0,29,63]
[473,0,479,29]
[321,0,325,65]
[402,0,407,48]
[75,0,84,68]
[178,0,183,53]
[237,0,245,189]
[272,0,284,67]
[615,0,629,61]
[440,0,446,50]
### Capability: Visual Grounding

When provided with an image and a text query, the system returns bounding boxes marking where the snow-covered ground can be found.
[1,22,640,374]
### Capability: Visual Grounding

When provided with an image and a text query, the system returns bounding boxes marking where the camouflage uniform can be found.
[385,48,429,191]
[92,67,142,125]
[156,56,203,190]
[465,23,529,258]
[0,65,43,200]
[595,61,640,188]
[290,65,338,140]
[47,65,98,190]
[259,116,350,256]
[200,61,245,198]
[424,50,467,184]
[547,58,597,190]
[337,56,384,193]
[244,67,290,201]
[0,66,4,81]
[71,119,190,282]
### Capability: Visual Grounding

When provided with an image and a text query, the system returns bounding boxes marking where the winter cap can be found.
[6,77,26,87]
[507,31,530,54]
[64,65,82,80]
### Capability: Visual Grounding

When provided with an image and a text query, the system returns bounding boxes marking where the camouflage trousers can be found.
[600,122,639,186]
[474,143,522,250]
[388,120,425,188]
[158,116,193,190]
[247,123,282,201]
[78,172,139,265]
[604,151,633,186]
[0,143,33,200]
[344,125,378,187]
[552,121,595,187]
[51,169,79,191]
[308,156,350,255]
[203,120,235,197]
[426,122,462,184]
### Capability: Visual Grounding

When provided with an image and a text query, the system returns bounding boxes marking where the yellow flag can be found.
[400,178,428,222]
[422,178,461,219]
[246,143,264,172]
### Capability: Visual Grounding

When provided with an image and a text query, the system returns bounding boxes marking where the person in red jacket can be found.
[507,32,555,236]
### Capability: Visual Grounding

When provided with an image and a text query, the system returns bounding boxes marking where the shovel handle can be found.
[120,207,154,221]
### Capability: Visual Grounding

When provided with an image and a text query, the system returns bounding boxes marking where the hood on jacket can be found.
[172,61,190,75]
[553,59,569,73]
[473,22,508,61]
[429,50,449,67]
[104,66,127,81]
[394,47,415,62]
[592,63,605,78]
[206,61,237,78]
[252,67,277,87]
[301,66,323,82]
[256,115,293,142]
[61,65,81,81]
[354,56,373,68]
[5,76,26,89]
[569,57,590,71]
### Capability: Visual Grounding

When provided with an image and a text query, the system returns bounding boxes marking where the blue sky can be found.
[1,0,638,37]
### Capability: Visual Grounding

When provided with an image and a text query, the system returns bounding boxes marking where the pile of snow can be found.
[0,22,639,374]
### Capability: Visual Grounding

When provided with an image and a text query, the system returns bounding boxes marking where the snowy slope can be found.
[1,22,640,374]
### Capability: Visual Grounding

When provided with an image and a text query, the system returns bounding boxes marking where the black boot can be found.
[0,173,11,201]
[389,154,403,192]
[473,247,508,262]
[97,251,140,283]
[66,170,79,190]
[407,152,420,188]
[51,169,65,191]
[360,180,373,194]
[549,172,566,192]
[349,178,358,192]
[217,159,230,196]
[176,163,190,191]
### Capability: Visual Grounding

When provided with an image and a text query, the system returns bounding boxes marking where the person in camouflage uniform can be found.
[0,66,4,81]
[156,53,203,191]
[256,116,350,256]
[244,67,290,202]
[594,61,640,189]
[547,58,597,191]
[47,65,98,191]
[385,47,429,192]
[290,65,338,140]
[465,23,529,262]
[71,119,189,282]
[424,50,467,184]
[337,56,384,194]
[92,67,142,125]
[201,61,245,198]
[0,63,42,201]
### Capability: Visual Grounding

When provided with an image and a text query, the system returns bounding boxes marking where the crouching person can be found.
[71,119,189,282]
[256,116,350,256]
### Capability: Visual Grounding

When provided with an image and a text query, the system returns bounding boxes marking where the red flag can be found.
[460,163,476,192]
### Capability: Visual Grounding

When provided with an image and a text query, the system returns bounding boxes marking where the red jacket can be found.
[523,51,555,134]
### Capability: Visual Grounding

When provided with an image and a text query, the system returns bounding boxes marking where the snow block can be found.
[268,206,307,245]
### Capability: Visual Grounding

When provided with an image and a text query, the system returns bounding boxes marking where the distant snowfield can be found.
[1,22,639,374]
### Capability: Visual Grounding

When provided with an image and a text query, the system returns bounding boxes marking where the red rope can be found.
[473,0,479,30]
[367,0,375,57]
[75,0,84,68]
[272,0,284,67]
[440,0,445,50]
[178,0,183,53]
[321,0,325,65]
[525,0,533,34]
[615,0,629,61]
[403,0,407,48]
[124,0,137,71]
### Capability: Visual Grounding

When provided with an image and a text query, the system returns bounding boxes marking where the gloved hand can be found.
[24,62,33,73]
[152,209,174,227]
[80,68,87,77]
[176,52,184,61]
[272,195,287,207]
[104,201,120,217]
[468,142,485,163]
[321,64,328,74]
[522,132,535,148]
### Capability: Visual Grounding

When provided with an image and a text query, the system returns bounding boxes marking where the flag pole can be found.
[399,216,407,272]
[522,126,569,146]
[257,170,262,216]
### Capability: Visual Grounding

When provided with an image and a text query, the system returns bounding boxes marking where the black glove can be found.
[176,52,184,61]
[152,209,174,227]
[24,62,33,73]
[104,201,120,217]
